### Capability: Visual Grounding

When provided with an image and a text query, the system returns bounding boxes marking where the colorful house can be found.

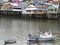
[34,2,47,13]
[47,5,58,14]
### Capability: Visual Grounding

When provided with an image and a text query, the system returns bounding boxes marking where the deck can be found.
[0,10,22,15]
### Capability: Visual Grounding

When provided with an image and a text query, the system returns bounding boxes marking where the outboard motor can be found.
[28,34,32,37]
[36,38,38,42]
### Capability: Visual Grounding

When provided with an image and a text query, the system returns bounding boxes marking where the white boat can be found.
[38,32,55,41]
[27,32,55,41]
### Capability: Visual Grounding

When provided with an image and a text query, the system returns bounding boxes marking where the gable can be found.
[48,5,57,9]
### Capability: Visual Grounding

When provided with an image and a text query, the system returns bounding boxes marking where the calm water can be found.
[0,15,60,45]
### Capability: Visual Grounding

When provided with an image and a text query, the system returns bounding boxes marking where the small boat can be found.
[38,32,55,41]
[27,31,56,41]
[5,39,16,44]
[27,34,37,41]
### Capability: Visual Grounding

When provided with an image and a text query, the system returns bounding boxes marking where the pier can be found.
[47,13,59,19]
[0,10,59,19]
[0,10,22,15]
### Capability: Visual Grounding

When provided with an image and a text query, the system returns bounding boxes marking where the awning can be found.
[25,7,37,10]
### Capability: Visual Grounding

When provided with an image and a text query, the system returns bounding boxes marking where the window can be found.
[27,10,31,12]
[49,9,53,11]
[55,9,57,11]
[33,10,36,12]
[9,0,12,2]
[13,8,21,9]
[51,9,53,11]
[47,1,48,3]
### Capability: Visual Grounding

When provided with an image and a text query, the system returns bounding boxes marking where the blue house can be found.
[34,2,44,7]
[34,2,47,13]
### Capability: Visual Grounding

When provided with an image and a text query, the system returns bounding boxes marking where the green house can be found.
[47,5,58,14]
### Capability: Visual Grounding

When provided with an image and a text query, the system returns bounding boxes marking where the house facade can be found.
[47,5,58,14]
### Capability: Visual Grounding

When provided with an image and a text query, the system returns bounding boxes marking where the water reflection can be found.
[39,42,54,45]
[0,16,60,45]
[28,41,55,45]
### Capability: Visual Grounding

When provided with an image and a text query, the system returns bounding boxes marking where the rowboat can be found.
[5,39,16,44]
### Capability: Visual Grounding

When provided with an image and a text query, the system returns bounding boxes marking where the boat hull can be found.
[38,37,54,41]
[27,36,55,41]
